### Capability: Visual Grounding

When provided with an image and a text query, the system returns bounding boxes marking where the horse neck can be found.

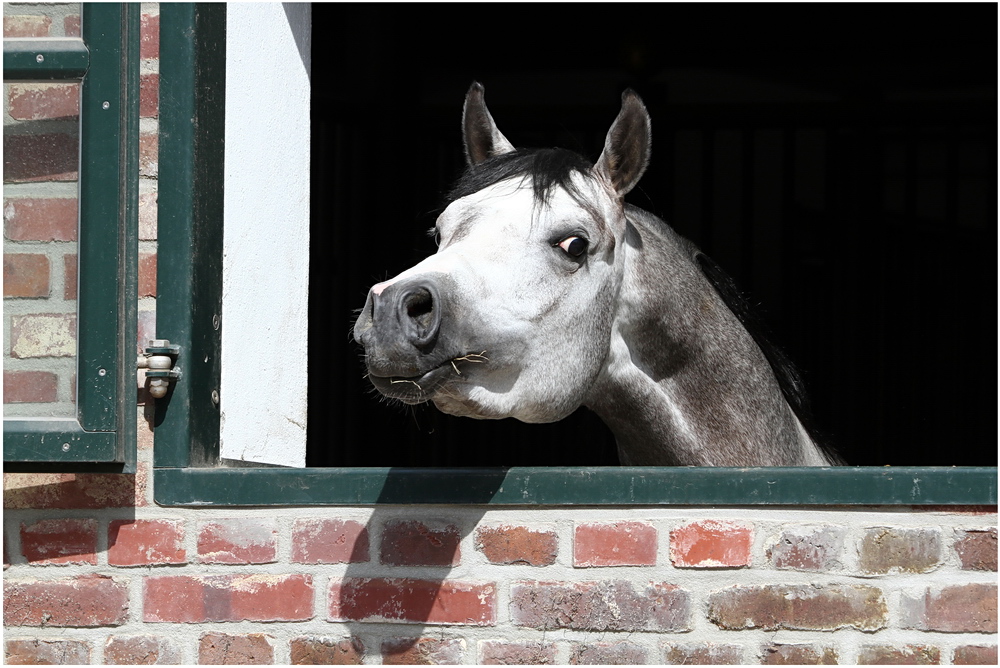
[585,209,828,466]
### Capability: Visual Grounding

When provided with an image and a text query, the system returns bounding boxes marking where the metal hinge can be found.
[137,339,181,398]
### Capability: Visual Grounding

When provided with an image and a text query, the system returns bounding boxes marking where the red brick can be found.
[7,83,79,121]
[761,644,839,665]
[140,73,159,118]
[569,641,645,665]
[199,633,273,665]
[63,253,76,299]
[3,133,78,182]
[144,574,312,623]
[858,527,941,574]
[476,524,557,566]
[955,529,997,571]
[858,645,940,665]
[901,583,997,633]
[708,584,887,631]
[9,314,75,358]
[139,132,158,177]
[383,638,464,665]
[3,15,51,37]
[197,519,277,564]
[480,640,557,665]
[3,371,58,404]
[291,519,369,564]
[380,520,460,566]
[64,14,80,37]
[4,253,49,297]
[3,574,129,626]
[140,14,159,59]
[104,635,182,665]
[138,252,157,297]
[291,637,365,665]
[953,645,997,665]
[329,578,495,626]
[4,198,77,241]
[671,519,753,567]
[767,525,845,571]
[663,643,744,665]
[20,518,97,565]
[108,519,186,567]
[3,471,143,509]
[574,521,656,567]
[5,638,90,664]
[511,580,689,632]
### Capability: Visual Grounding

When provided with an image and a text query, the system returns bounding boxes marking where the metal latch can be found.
[137,339,181,398]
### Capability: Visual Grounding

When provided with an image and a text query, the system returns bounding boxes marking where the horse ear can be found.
[462,82,515,167]
[594,89,651,197]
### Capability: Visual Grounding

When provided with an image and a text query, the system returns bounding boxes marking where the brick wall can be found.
[3,4,997,665]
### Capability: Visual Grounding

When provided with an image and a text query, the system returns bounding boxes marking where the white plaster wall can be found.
[221,3,310,466]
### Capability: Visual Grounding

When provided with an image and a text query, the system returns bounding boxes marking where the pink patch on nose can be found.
[372,277,400,296]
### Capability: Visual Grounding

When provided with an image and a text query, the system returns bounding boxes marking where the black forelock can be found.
[445,148,595,207]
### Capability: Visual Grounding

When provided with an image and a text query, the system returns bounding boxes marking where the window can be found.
[148,4,995,505]
[3,3,139,472]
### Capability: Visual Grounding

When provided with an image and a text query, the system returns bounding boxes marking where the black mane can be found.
[446,148,593,206]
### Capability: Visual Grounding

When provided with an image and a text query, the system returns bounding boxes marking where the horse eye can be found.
[557,236,588,258]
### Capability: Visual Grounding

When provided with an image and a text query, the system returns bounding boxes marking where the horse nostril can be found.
[401,287,439,349]
[405,289,434,322]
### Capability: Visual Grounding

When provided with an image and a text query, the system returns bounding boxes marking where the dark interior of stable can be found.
[307,4,996,467]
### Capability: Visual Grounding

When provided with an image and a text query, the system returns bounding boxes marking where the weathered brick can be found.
[3,197,77,241]
[708,584,887,631]
[199,633,273,665]
[671,519,753,567]
[766,525,845,571]
[3,15,52,37]
[63,253,77,299]
[139,132,158,177]
[9,314,75,358]
[144,574,313,623]
[380,520,461,566]
[291,636,365,665]
[662,643,743,665]
[197,519,277,564]
[955,529,997,571]
[3,371,58,403]
[137,252,157,297]
[7,83,79,120]
[383,638,465,665]
[3,574,129,626]
[901,583,997,633]
[108,519,186,566]
[476,525,557,566]
[480,640,557,665]
[104,635,182,665]
[139,73,159,118]
[3,133,78,182]
[511,580,690,632]
[329,578,495,626]
[4,253,49,297]
[569,641,646,665]
[20,518,97,565]
[574,521,656,567]
[953,645,997,665]
[291,518,369,564]
[858,527,941,574]
[3,471,143,509]
[140,14,159,59]
[138,192,157,240]
[64,14,80,37]
[858,645,940,665]
[5,638,90,665]
[761,644,838,665]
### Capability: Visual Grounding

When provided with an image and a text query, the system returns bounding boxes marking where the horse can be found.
[353,82,838,466]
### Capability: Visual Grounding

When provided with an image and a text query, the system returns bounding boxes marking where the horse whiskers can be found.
[389,378,423,391]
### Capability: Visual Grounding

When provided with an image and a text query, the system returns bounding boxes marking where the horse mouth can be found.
[366,352,488,404]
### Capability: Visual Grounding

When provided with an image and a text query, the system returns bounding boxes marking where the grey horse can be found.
[354,83,837,466]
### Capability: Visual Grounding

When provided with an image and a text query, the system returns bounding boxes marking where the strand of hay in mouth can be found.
[450,351,489,375]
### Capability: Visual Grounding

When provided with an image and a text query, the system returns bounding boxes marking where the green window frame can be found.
[3,4,140,473]
[151,4,996,507]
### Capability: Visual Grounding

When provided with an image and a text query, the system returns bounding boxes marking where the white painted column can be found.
[221,3,311,466]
